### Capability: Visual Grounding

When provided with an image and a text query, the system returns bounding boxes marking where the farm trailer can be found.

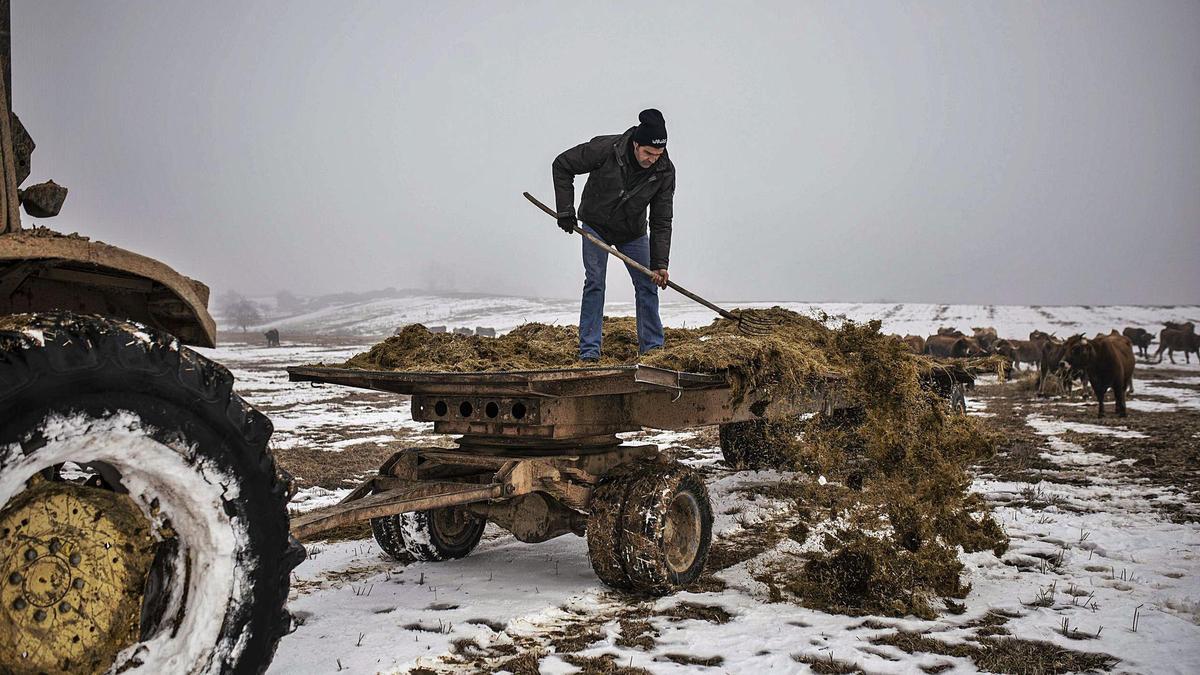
[284,363,965,593]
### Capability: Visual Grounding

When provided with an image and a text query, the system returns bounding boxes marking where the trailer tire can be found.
[585,463,644,590]
[374,507,484,562]
[0,313,301,675]
[369,514,409,561]
[587,460,712,594]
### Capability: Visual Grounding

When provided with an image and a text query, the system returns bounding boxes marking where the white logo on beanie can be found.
[652,139,667,144]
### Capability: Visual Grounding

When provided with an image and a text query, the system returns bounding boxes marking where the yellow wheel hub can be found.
[0,479,156,674]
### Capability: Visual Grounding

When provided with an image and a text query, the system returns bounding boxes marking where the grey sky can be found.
[12,1,1199,306]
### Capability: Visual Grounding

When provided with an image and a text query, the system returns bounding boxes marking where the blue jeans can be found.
[579,224,664,359]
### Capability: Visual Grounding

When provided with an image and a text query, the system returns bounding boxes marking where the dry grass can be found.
[658,601,732,624]
[872,631,1118,674]
[559,653,652,675]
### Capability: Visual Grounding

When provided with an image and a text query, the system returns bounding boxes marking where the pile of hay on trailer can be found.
[336,307,1008,618]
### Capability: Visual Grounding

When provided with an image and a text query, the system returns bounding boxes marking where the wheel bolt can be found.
[72,578,84,590]
[69,553,81,566]
[13,598,26,610]
[33,609,46,622]
[58,601,70,613]
[7,572,20,585]
[48,539,61,554]
[24,549,36,561]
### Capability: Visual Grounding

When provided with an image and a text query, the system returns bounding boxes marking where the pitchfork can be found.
[523,192,776,336]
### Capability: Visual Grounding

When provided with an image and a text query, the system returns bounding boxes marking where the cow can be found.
[1155,327,1200,364]
[1036,337,1078,397]
[937,327,966,337]
[1063,333,1135,417]
[925,334,985,358]
[901,335,926,354]
[263,328,280,347]
[1122,327,1154,359]
[1164,321,1195,333]
[453,327,474,336]
[972,326,999,351]
[1009,338,1048,370]
[993,338,1018,363]
[475,327,497,338]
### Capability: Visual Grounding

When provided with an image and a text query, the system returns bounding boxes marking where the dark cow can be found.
[937,327,965,337]
[263,328,280,347]
[925,334,985,358]
[1009,338,1049,370]
[901,335,926,354]
[1164,321,1195,333]
[1063,333,1135,417]
[1122,327,1154,359]
[972,326,999,351]
[993,338,1018,363]
[1155,327,1200,364]
[1036,337,1083,397]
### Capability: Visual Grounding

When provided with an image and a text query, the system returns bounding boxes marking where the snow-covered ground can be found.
[193,301,1200,674]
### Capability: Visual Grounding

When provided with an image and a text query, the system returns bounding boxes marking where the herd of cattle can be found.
[901,321,1199,418]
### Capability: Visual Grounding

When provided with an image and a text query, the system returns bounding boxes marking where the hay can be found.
[338,308,1009,617]
[340,308,837,401]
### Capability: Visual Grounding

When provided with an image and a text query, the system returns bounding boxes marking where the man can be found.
[552,109,675,361]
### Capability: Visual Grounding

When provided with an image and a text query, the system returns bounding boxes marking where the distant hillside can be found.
[218,289,1200,341]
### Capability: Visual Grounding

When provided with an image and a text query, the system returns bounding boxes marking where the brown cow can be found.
[901,335,926,354]
[1036,337,1090,398]
[937,327,966,337]
[1164,321,1195,332]
[1155,327,1200,364]
[925,334,985,358]
[1009,338,1048,370]
[993,338,1018,362]
[1122,327,1154,359]
[972,326,999,351]
[1064,333,1135,417]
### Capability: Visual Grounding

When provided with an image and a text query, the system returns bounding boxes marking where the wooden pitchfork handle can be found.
[523,191,740,323]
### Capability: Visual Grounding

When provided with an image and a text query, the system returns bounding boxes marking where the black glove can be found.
[557,215,577,234]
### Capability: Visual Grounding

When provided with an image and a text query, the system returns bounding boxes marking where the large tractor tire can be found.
[0,313,302,675]
[586,460,712,594]
[371,507,485,562]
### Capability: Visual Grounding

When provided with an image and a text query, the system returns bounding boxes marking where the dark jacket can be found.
[552,127,675,270]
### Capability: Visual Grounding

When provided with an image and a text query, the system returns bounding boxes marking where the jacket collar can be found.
[614,126,671,173]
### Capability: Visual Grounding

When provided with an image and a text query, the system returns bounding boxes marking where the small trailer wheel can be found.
[372,506,485,562]
[587,460,713,594]
[369,514,408,560]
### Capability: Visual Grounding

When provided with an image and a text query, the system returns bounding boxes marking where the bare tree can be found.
[218,291,263,333]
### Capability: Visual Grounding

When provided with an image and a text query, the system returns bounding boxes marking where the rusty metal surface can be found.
[292,445,662,539]
[288,363,726,398]
[0,230,216,346]
[291,480,504,540]
[292,362,847,442]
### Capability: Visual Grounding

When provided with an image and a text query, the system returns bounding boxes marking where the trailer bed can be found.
[287,363,846,442]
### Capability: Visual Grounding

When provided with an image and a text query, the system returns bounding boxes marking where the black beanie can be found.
[632,108,667,148]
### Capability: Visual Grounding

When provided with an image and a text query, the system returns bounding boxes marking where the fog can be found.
[12,1,1200,305]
